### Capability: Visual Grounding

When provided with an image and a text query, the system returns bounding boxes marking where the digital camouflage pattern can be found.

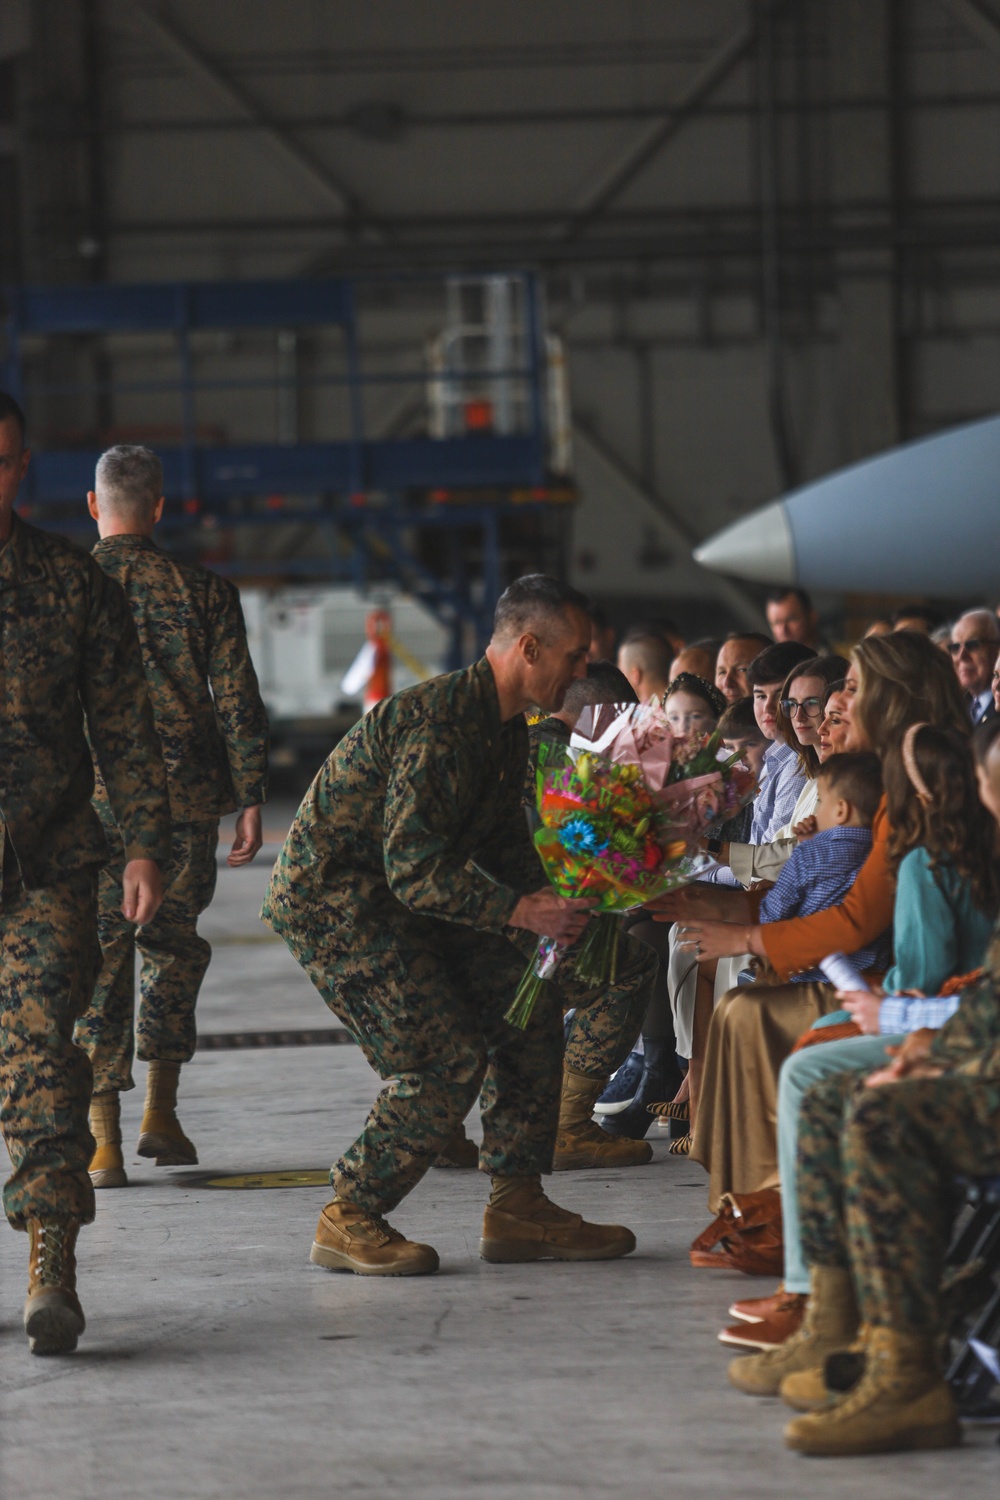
[263,658,575,1212]
[0,517,171,1229]
[78,535,268,1087]
[796,917,1000,1332]
[0,516,170,888]
[0,870,101,1229]
[91,534,268,819]
[75,820,220,1093]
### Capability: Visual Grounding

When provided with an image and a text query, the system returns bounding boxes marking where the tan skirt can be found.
[690,980,839,1212]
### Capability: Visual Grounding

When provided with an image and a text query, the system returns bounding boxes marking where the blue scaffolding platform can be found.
[1,273,571,664]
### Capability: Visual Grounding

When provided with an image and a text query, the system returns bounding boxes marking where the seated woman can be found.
[713,655,849,886]
[724,721,999,1370]
[638,658,847,1151]
[650,632,972,1210]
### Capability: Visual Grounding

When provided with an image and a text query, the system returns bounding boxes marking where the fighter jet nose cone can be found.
[695,500,796,584]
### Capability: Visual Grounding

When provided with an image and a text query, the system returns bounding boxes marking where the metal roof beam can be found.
[558,12,759,243]
[936,0,1000,61]
[131,3,388,241]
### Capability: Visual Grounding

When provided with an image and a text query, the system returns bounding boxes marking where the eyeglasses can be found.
[948,638,998,656]
[780,697,824,719]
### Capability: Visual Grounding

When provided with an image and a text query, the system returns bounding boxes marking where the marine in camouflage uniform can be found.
[796,920,1000,1333]
[732,917,1000,1453]
[74,464,269,1178]
[263,583,638,1275]
[0,426,171,1350]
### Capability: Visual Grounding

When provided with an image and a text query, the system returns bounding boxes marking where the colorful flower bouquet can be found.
[506,702,757,1028]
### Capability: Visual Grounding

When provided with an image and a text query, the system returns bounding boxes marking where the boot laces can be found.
[359,1212,404,1245]
[36,1223,71,1285]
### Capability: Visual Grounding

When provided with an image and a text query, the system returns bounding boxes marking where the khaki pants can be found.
[691,979,839,1212]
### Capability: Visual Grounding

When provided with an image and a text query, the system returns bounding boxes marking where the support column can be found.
[828,0,901,462]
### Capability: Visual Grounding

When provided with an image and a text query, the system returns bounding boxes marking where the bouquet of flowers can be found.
[506,701,757,1029]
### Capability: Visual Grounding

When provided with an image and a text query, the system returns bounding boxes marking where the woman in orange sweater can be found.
[649,633,971,1210]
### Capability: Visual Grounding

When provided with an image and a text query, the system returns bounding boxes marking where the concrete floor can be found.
[2,811,997,1498]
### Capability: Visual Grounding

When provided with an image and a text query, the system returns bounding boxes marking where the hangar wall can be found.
[3,0,1000,629]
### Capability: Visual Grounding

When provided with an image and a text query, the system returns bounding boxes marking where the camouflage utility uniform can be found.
[797,917,1000,1332]
[0,517,170,1227]
[74,535,269,1092]
[523,715,655,1083]
[263,658,617,1215]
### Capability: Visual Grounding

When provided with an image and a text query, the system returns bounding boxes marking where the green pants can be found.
[798,1069,1000,1332]
[0,871,100,1228]
[74,820,219,1093]
[510,925,656,1082]
[275,903,569,1215]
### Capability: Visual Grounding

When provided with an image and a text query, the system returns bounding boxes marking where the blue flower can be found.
[559,817,609,856]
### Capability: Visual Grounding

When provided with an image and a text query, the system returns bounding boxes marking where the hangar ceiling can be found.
[3,0,1000,619]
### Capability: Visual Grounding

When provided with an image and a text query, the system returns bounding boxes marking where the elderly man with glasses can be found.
[948,609,1000,725]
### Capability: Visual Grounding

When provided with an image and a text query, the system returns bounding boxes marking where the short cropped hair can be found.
[717,696,765,741]
[725,629,771,650]
[817,751,883,825]
[766,586,813,612]
[745,640,817,688]
[0,391,27,445]
[95,444,164,518]
[626,615,680,644]
[492,574,590,643]
[619,632,674,683]
[563,660,638,716]
[891,603,943,630]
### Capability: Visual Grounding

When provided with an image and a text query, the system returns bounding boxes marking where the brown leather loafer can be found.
[729,1284,790,1323]
[718,1294,807,1350]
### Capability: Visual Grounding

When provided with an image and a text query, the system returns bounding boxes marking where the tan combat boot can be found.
[784,1326,960,1456]
[433,1126,479,1169]
[23,1220,85,1356]
[728,1265,858,1396]
[136,1060,198,1166]
[780,1327,870,1412]
[552,1069,653,1170]
[88,1090,128,1189]
[480,1175,636,1262]
[309,1198,439,1276]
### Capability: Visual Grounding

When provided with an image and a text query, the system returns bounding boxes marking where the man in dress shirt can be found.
[948,609,999,724]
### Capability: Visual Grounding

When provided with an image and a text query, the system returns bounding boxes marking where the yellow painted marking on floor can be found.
[203,1169,330,1190]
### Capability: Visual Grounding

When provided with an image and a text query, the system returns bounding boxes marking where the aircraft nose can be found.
[694,499,796,585]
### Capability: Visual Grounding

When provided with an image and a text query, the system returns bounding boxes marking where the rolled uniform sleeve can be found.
[383,730,522,931]
[206,577,269,807]
[81,568,171,867]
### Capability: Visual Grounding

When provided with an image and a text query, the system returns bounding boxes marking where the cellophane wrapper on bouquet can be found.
[505,702,758,1029]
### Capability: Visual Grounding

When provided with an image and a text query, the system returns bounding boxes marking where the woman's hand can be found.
[674,919,757,964]
[837,987,883,1035]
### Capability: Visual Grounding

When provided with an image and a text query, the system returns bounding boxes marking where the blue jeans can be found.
[777,1033,904,1292]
